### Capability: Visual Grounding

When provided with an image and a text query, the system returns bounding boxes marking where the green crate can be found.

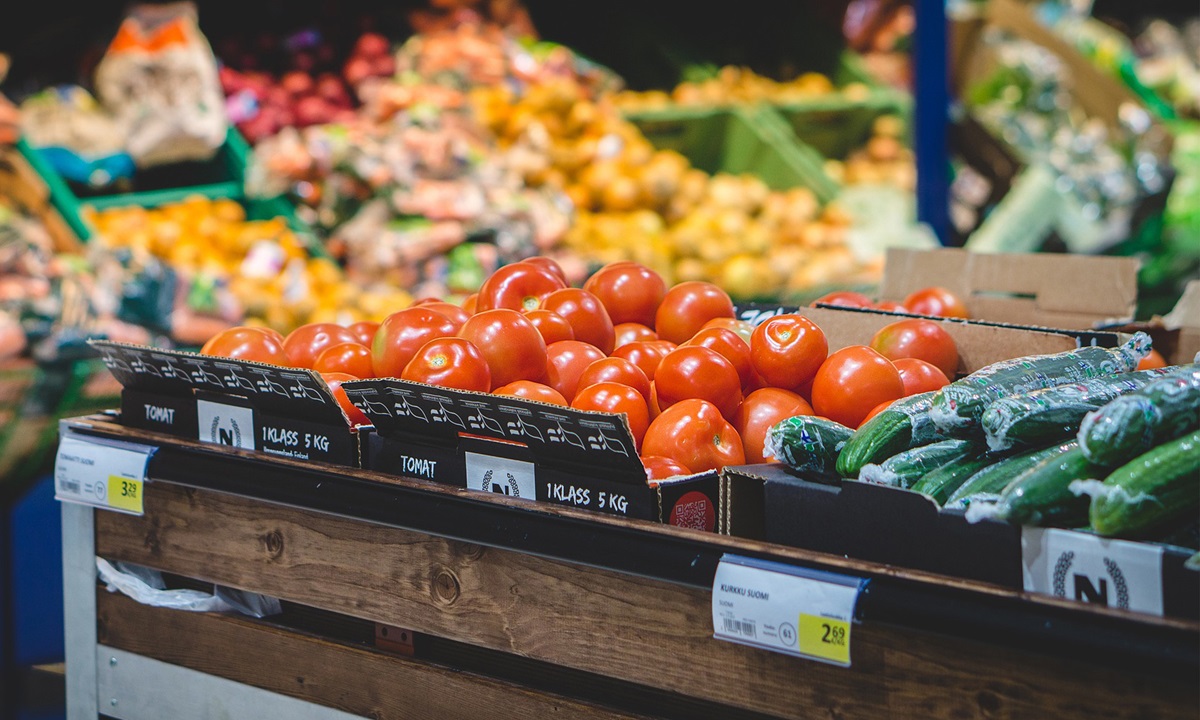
[772,91,910,161]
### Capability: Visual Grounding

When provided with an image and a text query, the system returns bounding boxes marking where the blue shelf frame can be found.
[914,0,952,245]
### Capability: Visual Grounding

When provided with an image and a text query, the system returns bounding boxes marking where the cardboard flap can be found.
[344,378,646,480]
[91,340,348,425]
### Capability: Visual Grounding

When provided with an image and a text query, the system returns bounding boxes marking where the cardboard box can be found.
[92,341,362,466]
[1107,280,1200,366]
[346,378,720,530]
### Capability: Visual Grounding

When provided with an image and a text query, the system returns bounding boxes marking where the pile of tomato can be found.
[200,258,963,481]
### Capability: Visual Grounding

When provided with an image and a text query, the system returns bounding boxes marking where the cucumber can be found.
[1074,430,1200,538]
[928,333,1151,433]
[986,442,1107,527]
[980,366,1178,452]
[909,452,993,505]
[1077,365,1200,467]
[765,415,855,481]
[836,392,946,477]
[859,439,977,489]
[946,442,1074,507]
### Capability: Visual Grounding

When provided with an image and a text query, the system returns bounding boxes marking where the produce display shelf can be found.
[57,414,1197,720]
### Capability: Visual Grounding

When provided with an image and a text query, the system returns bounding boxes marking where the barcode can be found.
[722,617,756,638]
[60,479,81,494]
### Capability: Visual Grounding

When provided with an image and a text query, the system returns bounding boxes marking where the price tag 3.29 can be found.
[712,554,865,667]
[55,431,156,516]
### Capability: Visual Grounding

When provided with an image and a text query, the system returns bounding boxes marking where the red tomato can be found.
[702,317,755,345]
[811,290,873,309]
[873,300,909,313]
[613,322,657,348]
[735,388,813,463]
[577,357,651,401]
[893,358,950,396]
[347,321,379,347]
[541,288,615,355]
[372,308,457,378]
[571,382,650,451]
[749,314,828,391]
[811,346,905,428]
[684,327,754,389]
[493,380,568,406]
[461,293,478,314]
[420,301,471,333]
[520,256,567,283]
[200,326,289,365]
[612,341,672,381]
[524,309,576,345]
[314,342,375,378]
[642,455,692,481]
[869,318,959,379]
[861,399,894,425]
[254,326,286,345]
[1137,349,1168,371]
[283,323,360,369]
[583,261,667,327]
[458,309,548,388]
[655,281,735,345]
[401,337,491,392]
[654,346,743,420]
[544,340,606,401]
[642,399,745,473]
[903,286,969,319]
[475,263,565,313]
[320,372,370,427]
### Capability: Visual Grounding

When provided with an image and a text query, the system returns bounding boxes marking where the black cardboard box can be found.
[347,378,720,530]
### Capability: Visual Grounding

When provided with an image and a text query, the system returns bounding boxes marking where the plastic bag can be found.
[93,2,226,167]
[97,558,281,618]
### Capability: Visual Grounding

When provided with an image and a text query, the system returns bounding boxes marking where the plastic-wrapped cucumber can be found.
[1071,430,1200,538]
[835,392,948,477]
[980,366,1179,452]
[909,452,993,505]
[965,442,1105,527]
[859,439,977,489]
[929,333,1150,433]
[946,442,1074,508]
[1077,365,1200,466]
[765,415,854,481]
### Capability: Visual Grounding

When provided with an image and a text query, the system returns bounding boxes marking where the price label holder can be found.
[712,554,866,667]
[1022,527,1164,616]
[55,430,157,516]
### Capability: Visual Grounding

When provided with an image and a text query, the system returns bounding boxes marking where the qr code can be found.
[671,499,709,530]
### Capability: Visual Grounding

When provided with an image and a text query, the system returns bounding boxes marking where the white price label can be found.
[55,432,156,516]
[197,400,256,450]
[464,452,536,501]
[1022,528,1164,615]
[712,555,865,666]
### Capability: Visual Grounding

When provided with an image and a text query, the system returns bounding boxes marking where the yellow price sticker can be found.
[798,613,851,665]
[106,476,144,514]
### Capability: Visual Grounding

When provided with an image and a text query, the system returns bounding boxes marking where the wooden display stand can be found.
[60,416,1198,719]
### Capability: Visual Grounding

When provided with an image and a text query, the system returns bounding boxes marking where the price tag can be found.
[712,554,865,667]
[55,431,156,516]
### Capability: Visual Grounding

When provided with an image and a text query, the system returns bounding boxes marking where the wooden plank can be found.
[96,591,652,720]
[95,484,1198,720]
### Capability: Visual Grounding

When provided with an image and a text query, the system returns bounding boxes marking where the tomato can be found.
[254,326,286,345]
[420,301,471,333]
[861,399,893,425]
[613,322,657,348]
[520,256,567,283]
[577,357,651,401]
[702,317,755,345]
[873,300,909,313]
[642,399,745,473]
[868,318,959,378]
[283,323,360,369]
[200,326,289,365]
[811,290,873,309]
[893,358,950,396]
[493,380,568,406]
[642,455,692,481]
[903,286,969,319]
[749,314,828,391]
[458,309,548,388]
[347,321,380,347]
[314,342,375,378]
[571,382,650,451]
[654,346,743,420]
[372,308,458,378]
[541,288,615,355]
[544,340,606,401]
[461,293,478,314]
[655,281,735,345]
[611,341,672,381]
[320,372,370,427]
[401,337,491,392]
[583,261,667,327]
[1137,348,1168,371]
[475,262,565,313]
[735,388,813,463]
[524,309,576,345]
[811,346,905,428]
[684,327,754,389]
